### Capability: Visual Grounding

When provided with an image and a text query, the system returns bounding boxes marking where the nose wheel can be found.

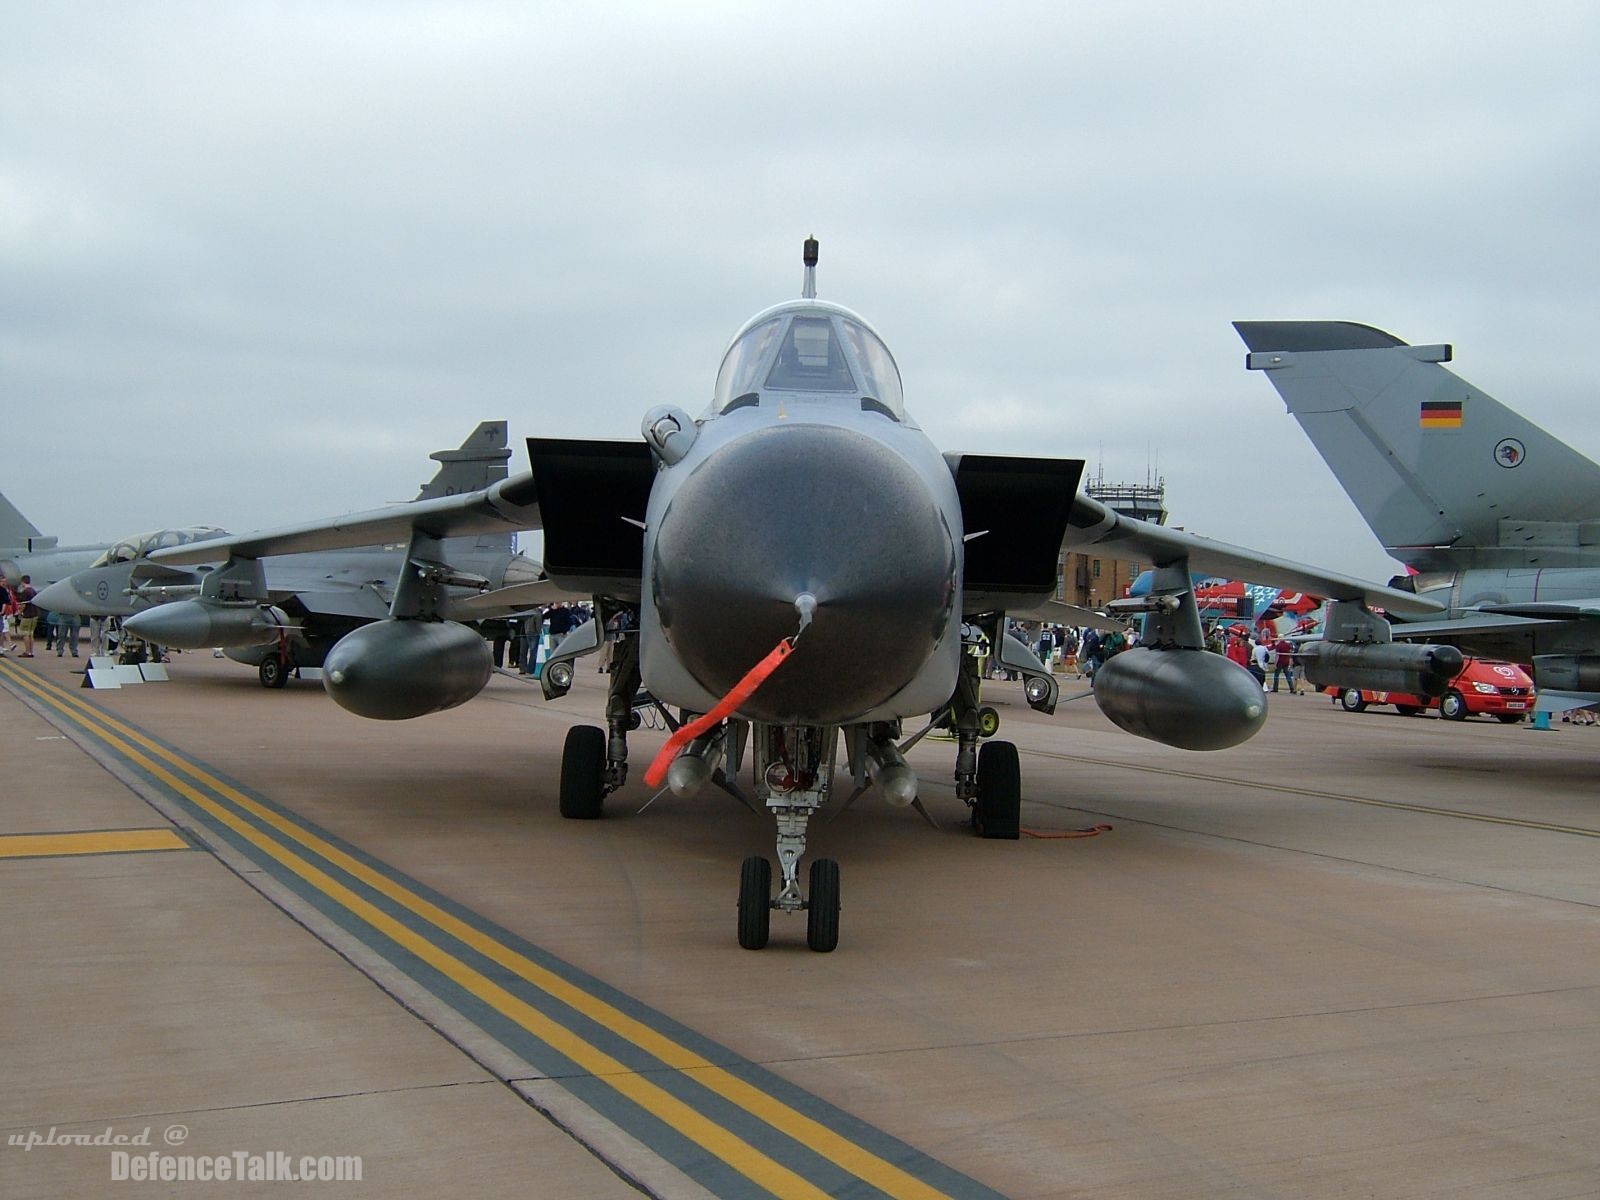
[738,723,841,951]
[805,858,840,952]
[737,851,840,953]
[738,856,771,949]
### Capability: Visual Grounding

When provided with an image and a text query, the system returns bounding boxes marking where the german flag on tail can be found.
[1420,399,1464,429]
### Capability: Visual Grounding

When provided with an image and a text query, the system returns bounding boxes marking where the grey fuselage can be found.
[638,298,963,724]
[0,544,107,591]
[1405,566,1600,660]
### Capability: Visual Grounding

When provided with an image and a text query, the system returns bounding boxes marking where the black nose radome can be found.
[652,424,955,725]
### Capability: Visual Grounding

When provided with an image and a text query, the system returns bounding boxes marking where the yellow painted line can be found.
[0,658,957,1200]
[1023,746,1600,838]
[0,828,187,859]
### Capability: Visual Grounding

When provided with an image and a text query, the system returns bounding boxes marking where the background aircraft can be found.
[145,244,1441,952]
[1237,321,1600,713]
[36,422,539,686]
[0,493,130,590]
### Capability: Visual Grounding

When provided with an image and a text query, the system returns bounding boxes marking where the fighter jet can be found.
[145,243,1439,951]
[0,492,128,590]
[1237,321,1600,714]
[36,422,539,686]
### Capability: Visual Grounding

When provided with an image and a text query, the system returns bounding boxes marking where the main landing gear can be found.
[259,652,292,689]
[557,632,643,820]
[947,638,1021,839]
[555,623,1030,952]
[258,631,299,689]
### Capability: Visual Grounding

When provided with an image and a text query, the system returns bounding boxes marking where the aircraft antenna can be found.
[802,236,818,298]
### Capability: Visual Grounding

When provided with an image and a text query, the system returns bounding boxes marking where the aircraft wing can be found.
[1388,611,1571,637]
[277,586,394,622]
[1001,598,1126,632]
[946,451,1432,618]
[1376,609,1563,665]
[148,438,652,600]
[1064,493,1442,617]
[147,474,543,566]
[451,577,591,619]
[1481,600,1600,620]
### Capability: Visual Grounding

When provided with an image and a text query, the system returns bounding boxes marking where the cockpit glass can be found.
[712,318,782,411]
[839,320,903,414]
[90,539,140,568]
[711,307,906,418]
[765,317,858,393]
[88,526,228,568]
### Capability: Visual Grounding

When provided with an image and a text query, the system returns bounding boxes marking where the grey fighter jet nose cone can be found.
[652,423,956,725]
[32,577,82,614]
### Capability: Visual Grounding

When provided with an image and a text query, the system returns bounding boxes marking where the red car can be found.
[1328,658,1536,723]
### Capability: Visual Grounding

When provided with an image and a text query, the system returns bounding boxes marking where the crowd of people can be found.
[497,601,595,672]
[992,617,1306,694]
[1216,623,1302,694]
[0,573,141,662]
[0,573,42,658]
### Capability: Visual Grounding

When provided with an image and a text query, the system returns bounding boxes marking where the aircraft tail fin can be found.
[0,490,43,548]
[1235,321,1600,563]
[416,421,515,553]
[414,421,513,501]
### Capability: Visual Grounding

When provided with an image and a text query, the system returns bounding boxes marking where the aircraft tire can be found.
[738,856,771,950]
[259,655,291,689]
[559,726,606,819]
[974,740,1022,840]
[1440,690,1469,721]
[1339,688,1367,713]
[806,858,840,953]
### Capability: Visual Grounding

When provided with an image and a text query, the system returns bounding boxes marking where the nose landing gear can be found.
[737,723,841,952]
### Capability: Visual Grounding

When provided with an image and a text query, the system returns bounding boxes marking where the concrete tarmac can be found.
[3,648,1599,1198]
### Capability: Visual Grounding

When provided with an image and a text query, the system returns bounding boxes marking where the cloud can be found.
[2,2,1598,579]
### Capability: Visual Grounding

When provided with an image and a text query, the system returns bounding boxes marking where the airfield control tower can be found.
[1057,474,1167,608]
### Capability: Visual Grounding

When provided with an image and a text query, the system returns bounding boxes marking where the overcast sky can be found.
[4,2,1598,582]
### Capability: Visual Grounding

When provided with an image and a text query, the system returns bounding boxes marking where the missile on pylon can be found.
[122,599,291,649]
[1298,641,1463,698]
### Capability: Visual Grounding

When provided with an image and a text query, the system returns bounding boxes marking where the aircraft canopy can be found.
[90,526,230,567]
[712,304,904,418]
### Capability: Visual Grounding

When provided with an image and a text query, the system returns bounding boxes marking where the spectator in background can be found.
[1205,622,1226,655]
[1036,623,1056,668]
[54,610,81,658]
[1081,627,1103,679]
[1225,627,1250,669]
[1101,626,1128,662]
[13,575,39,657]
[1270,636,1298,694]
[1249,636,1271,690]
